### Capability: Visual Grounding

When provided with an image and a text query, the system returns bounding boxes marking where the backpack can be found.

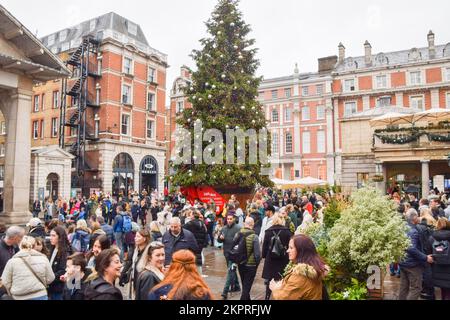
[71,231,89,253]
[432,240,450,265]
[270,230,286,259]
[122,214,133,233]
[229,232,251,265]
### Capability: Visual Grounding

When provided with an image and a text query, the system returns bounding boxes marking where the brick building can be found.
[258,58,336,184]
[334,31,450,195]
[31,12,168,199]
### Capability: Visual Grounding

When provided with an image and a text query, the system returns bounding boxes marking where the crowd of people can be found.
[0,185,449,300]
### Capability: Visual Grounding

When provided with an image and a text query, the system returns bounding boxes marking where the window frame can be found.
[344,101,357,117]
[0,144,4,157]
[148,67,156,83]
[375,75,387,89]
[271,131,279,154]
[376,96,392,108]
[302,86,309,97]
[51,118,58,138]
[146,119,155,139]
[410,95,425,111]
[271,90,278,100]
[33,121,39,140]
[271,109,279,123]
[122,84,132,105]
[121,113,131,136]
[284,107,292,122]
[446,92,450,109]
[1,122,6,135]
[409,71,422,86]
[316,84,324,95]
[176,101,184,113]
[40,120,44,139]
[33,95,40,112]
[316,105,325,120]
[285,132,293,154]
[123,56,133,75]
[301,106,310,121]
[147,92,156,111]
[344,78,356,92]
[52,91,59,109]
[284,88,291,98]
[302,131,311,154]
[317,130,326,153]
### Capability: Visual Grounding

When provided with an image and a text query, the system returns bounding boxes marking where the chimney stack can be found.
[294,62,299,75]
[428,30,436,59]
[364,40,372,66]
[338,43,345,63]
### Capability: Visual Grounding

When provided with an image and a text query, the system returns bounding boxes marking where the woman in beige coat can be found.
[1,236,55,300]
[270,234,326,300]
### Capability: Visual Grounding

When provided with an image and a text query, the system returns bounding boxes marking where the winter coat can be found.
[120,243,152,296]
[100,223,115,243]
[237,228,261,267]
[399,223,427,269]
[84,276,123,300]
[0,238,19,276]
[62,269,91,300]
[135,268,163,300]
[1,250,55,300]
[131,205,141,222]
[48,247,69,294]
[262,225,291,281]
[217,222,241,260]
[151,231,163,242]
[272,263,323,300]
[431,229,450,289]
[29,226,46,239]
[183,219,208,265]
[162,229,199,266]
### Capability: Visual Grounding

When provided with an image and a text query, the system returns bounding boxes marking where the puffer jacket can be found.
[183,219,208,265]
[1,250,55,300]
[272,263,323,300]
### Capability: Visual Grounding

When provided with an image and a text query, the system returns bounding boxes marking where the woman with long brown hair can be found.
[148,249,213,300]
[270,234,327,300]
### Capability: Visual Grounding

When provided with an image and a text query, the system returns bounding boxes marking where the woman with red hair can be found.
[148,249,213,300]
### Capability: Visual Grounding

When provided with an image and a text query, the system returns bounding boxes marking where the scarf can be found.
[146,265,165,282]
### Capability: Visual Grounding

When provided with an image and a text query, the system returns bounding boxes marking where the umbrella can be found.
[369,112,414,127]
[294,176,328,187]
[412,108,450,124]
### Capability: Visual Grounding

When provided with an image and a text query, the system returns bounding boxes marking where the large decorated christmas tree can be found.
[170,0,272,189]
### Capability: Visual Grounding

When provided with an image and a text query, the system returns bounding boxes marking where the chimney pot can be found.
[364,41,372,66]
[338,43,346,63]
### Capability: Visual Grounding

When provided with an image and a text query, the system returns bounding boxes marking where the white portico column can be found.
[421,160,430,198]
[0,89,33,225]
[375,161,386,195]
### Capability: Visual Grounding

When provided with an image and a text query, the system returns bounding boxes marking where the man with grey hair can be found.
[162,217,198,268]
[233,216,261,300]
[0,226,25,276]
[0,226,25,298]
[399,208,434,300]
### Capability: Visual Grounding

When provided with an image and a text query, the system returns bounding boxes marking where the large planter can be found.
[214,185,255,211]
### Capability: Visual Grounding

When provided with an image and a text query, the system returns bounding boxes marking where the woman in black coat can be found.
[183,210,208,267]
[261,214,291,300]
[48,226,72,300]
[135,242,166,300]
[431,219,450,300]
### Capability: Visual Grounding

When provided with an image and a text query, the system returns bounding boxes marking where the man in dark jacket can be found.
[183,210,208,268]
[430,199,446,220]
[218,214,242,300]
[0,226,24,299]
[98,216,115,244]
[399,209,434,300]
[162,217,199,267]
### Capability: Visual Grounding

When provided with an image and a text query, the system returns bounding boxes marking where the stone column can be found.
[421,160,430,198]
[374,161,387,195]
[325,100,335,185]
[0,89,33,225]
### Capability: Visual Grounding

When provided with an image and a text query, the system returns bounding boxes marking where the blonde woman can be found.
[420,208,437,228]
[1,236,55,300]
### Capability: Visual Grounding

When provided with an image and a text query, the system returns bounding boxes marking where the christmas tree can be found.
[170,0,272,188]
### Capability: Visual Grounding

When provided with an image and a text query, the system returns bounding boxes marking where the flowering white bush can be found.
[327,187,410,273]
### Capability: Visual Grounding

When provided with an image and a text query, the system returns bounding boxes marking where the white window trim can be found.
[34,95,40,112]
[302,86,309,97]
[271,108,279,123]
[446,92,450,109]
[1,122,6,135]
[344,100,358,117]
[442,67,450,82]
[271,90,278,100]
[316,84,324,95]
[148,66,157,83]
[0,144,4,157]
[301,105,310,121]
[271,131,279,154]
[147,91,156,111]
[47,34,55,46]
[285,88,291,98]
[376,96,392,108]
[40,120,44,139]
[33,121,39,140]
[51,118,58,137]
[373,74,390,90]
[317,130,326,153]
[343,77,358,93]
[285,132,293,154]
[316,105,325,120]
[409,94,425,111]
[302,131,311,154]
[284,107,292,122]
[146,119,155,140]
[52,91,59,109]
[123,56,134,75]
[121,113,131,136]
[176,100,184,113]
[407,69,425,86]
[122,83,133,105]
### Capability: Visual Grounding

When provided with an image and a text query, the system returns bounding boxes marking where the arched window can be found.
[140,156,159,193]
[112,153,134,198]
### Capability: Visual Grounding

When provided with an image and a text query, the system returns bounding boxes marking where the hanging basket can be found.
[372,175,384,183]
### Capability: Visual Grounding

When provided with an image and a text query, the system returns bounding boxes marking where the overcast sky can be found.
[3,0,450,101]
